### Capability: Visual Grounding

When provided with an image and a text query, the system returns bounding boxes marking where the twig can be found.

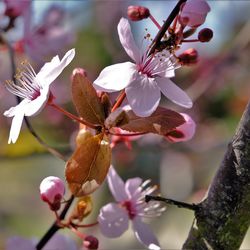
[145,195,198,211]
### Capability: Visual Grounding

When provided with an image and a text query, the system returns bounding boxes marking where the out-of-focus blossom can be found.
[6,234,78,250]
[4,49,75,143]
[178,48,198,66]
[4,0,31,18]
[180,0,210,27]
[165,113,196,142]
[127,5,150,21]
[98,166,165,250]
[94,18,192,117]
[40,176,65,210]
[16,5,75,63]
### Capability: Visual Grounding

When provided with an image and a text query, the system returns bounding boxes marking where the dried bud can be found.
[198,28,213,42]
[165,113,196,142]
[127,5,150,21]
[40,176,65,211]
[83,235,99,250]
[178,48,198,65]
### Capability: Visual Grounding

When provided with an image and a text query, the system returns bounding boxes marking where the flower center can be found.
[121,200,136,219]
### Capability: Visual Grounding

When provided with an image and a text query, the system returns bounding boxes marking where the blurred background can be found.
[0,0,250,249]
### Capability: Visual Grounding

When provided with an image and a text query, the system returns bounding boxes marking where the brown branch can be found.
[183,100,250,249]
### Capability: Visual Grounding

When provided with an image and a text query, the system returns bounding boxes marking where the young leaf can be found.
[65,133,111,197]
[71,72,105,125]
[120,107,185,135]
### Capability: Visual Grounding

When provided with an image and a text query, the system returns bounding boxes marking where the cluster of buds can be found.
[127,0,213,67]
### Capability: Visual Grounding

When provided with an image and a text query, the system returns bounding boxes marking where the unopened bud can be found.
[198,28,213,42]
[165,113,196,142]
[127,5,150,21]
[71,68,87,81]
[83,235,99,250]
[40,176,65,211]
[178,48,198,65]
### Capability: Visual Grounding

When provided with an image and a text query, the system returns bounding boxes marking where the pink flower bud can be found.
[72,68,87,78]
[198,28,213,42]
[180,0,210,27]
[4,0,31,18]
[40,176,65,211]
[83,235,99,250]
[178,48,198,66]
[127,6,150,21]
[165,113,196,142]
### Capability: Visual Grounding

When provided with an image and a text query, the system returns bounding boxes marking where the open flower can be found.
[94,18,192,117]
[4,48,75,144]
[98,166,165,250]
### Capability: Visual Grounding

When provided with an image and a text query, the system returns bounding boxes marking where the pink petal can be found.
[93,62,136,92]
[43,234,78,250]
[132,217,160,250]
[36,48,75,86]
[125,177,142,200]
[24,86,50,117]
[166,113,196,142]
[107,166,128,202]
[118,18,141,63]
[157,77,193,108]
[6,236,36,250]
[125,75,161,117]
[98,203,129,238]
[182,0,210,14]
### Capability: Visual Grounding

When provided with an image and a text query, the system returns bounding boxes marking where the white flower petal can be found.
[125,75,161,117]
[98,203,129,238]
[93,62,136,92]
[132,217,160,250]
[107,166,128,202]
[157,77,193,108]
[118,18,141,63]
[8,110,25,144]
[125,177,142,200]
[3,99,29,118]
[23,86,50,117]
[36,48,75,86]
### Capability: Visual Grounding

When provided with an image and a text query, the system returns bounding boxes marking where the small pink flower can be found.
[165,113,196,142]
[180,0,211,27]
[98,166,165,250]
[39,176,65,210]
[94,18,192,117]
[4,0,31,18]
[4,49,75,143]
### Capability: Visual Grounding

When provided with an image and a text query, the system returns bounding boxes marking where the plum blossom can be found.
[4,48,75,144]
[165,113,196,142]
[98,166,165,250]
[94,18,192,117]
[180,0,211,27]
[6,234,78,250]
[40,176,65,210]
[4,0,31,18]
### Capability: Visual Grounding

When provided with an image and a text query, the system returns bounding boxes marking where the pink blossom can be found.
[4,49,75,143]
[98,166,165,249]
[40,176,65,205]
[165,113,196,142]
[6,234,78,250]
[4,0,31,18]
[17,5,75,63]
[180,0,211,27]
[94,18,192,117]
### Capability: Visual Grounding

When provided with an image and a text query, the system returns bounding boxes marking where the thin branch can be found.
[145,195,198,211]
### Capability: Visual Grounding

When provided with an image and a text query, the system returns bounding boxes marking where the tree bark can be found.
[183,101,250,250]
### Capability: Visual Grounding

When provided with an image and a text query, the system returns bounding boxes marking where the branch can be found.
[183,100,250,249]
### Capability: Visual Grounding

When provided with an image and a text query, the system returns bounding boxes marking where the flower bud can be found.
[4,0,31,18]
[180,0,210,27]
[40,176,65,211]
[178,48,198,65]
[71,68,87,81]
[83,235,99,250]
[127,6,150,21]
[165,113,196,142]
[198,28,213,42]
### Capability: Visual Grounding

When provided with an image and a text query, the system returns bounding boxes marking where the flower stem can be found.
[70,221,98,228]
[36,196,74,250]
[181,39,199,43]
[109,131,146,137]
[49,102,99,130]
[111,90,126,112]
[149,0,187,55]
[149,14,162,30]
[145,195,198,211]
